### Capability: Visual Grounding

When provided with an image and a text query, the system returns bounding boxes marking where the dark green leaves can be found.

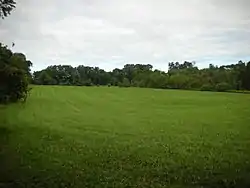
[32,61,250,92]
[0,43,32,103]
[0,0,16,19]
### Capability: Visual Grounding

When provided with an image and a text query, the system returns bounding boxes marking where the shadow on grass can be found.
[0,116,250,187]
[0,127,12,157]
[0,126,16,188]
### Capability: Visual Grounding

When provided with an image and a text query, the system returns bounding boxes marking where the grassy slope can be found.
[0,86,250,188]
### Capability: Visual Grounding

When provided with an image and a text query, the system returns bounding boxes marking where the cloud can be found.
[0,0,250,71]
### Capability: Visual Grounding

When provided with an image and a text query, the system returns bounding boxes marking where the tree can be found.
[118,78,130,87]
[0,0,16,19]
[146,70,168,89]
[37,71,56,85]
[0,1,33,103]
[200,83,214,91]
[32,61,250,92]
[123,64,135,84]
[0,43,32,103]
[242,62,250,90]
[111,68,124,86]
[167,74,190,89]
[215,82,232,92]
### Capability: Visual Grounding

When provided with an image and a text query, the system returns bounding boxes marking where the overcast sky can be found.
[0,0,250,71]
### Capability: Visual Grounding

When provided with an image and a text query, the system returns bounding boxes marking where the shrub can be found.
[200,83,214,91]
[215,82,231,92]
[0,44,32,104]
[118,78,130,88]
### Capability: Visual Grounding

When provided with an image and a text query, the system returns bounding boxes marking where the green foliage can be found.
[0,1,32,103]
[168,74,190,89]
[200,83,214,91]
[1,86,250,187]
[118,78,130,87]
[242,62,250,90]
[215,82,232,92]
[37,71,56,85]
[33,61,250,92]
[0,43,32,103]
[0,0,16,18]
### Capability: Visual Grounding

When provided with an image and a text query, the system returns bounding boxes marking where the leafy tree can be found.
[242,62,250,90]
[146,70,168,89]
[122,64,135,84]
[215,82,232,92]
[0,0,16,19]
[118,78,130,87]
[0,43,32,103]
[38,71,56,85]
[111,68,124,86]
[0,0,33,103]
[32,61,250,93]
[200,83,214,91]
[168,74,190,89]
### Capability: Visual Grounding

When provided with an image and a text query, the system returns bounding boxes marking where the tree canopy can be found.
[33,61,250,92]
[0,43,32,103]
[0,0,34,103]
[0,0,16,19]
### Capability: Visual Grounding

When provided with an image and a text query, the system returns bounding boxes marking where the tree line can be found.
[33,61,250,92]
[1,0,250,105]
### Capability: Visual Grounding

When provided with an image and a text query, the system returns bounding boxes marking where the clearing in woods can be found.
[0,86,250,187]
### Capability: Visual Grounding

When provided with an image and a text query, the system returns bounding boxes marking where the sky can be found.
[0,0,250,72]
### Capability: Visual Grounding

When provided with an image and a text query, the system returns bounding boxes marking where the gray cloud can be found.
[1,0,250,71]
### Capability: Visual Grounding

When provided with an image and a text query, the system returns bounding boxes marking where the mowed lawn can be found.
[1,86,250,188]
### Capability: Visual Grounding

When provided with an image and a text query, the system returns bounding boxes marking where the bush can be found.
[0,44,32,104]
[200,83,214,91]
[83,80,93,86]
[118,78,130,88]
[215,82,231,92]
[0,69,30,103]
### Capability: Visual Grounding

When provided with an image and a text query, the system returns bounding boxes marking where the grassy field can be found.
[0,86,250,188]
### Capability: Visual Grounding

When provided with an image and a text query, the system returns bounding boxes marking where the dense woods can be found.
[33,61,250,92]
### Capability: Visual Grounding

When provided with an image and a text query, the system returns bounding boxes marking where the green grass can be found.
[1,86,250,188]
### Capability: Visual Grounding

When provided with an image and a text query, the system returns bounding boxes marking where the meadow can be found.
[0,86,250,188]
